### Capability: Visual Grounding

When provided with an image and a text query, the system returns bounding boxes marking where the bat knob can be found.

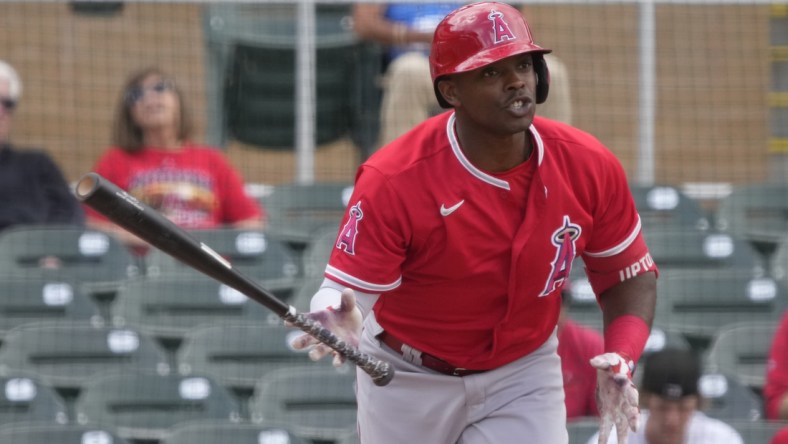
[372,363,395,387]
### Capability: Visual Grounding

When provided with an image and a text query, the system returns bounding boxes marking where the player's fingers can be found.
[590,355,611,370]
[597,417,613,444]
[615,422,629,444]
[309,343,332,361]
[338,288,356,313]
[332,351,345,367]
[290,333,319,351]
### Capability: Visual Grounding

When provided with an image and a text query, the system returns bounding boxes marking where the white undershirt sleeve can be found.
[310,278,380,318]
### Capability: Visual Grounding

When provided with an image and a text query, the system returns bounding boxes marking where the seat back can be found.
[112,276,276,342]
[728,420,788,444]
[643,230,761,272]
[699,372,764,421]
[715,182,788,241]
[162,420,307,444]
[145,228,299,288]
[0,374,68,426]
[705,321,778,391]
[655,269,788,343]
[567,417,601,444]
[249,365,357,442]
[0,277,102,338]
[177,322,320,394]
[258,182,352,245]
[75,369,240,442]
[630,184,711,233]
[0,225,139,296]
[0,321,169,391]
[0,422,129,444]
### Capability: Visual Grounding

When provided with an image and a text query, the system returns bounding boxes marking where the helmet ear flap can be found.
[534,54,550,104]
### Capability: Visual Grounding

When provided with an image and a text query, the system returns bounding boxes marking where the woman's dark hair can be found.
[111,67,193,151]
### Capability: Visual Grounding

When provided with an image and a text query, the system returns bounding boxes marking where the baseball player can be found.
[291,2,658,443]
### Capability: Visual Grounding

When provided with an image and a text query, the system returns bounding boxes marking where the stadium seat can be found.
[0,276,102,340]
[567,417,600,444]
[290,277,325,313]
[705,321,778,392]
[204,4,379,150]
[728,420,788,444]
[715,182,788,243]
[257,182,352,246]
[642,229,762,272]
[111,275,280,352]
[698,372,764,421]
[655,269,788,345]
[0,422,129,444]
[144,228,300,291]
[249,365,357,443]
[162,420,307,444]
[0,321,170,395]
[0,225,140,307]
[300,224,341,278]
[629,184,711,233]
[176,322,324,400]
[0,374,68,426]
[75,369,241,442]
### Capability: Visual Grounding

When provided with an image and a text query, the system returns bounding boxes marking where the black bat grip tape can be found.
[284,311,395,387]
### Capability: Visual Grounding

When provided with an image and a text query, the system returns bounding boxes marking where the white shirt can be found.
[586,411,743,444]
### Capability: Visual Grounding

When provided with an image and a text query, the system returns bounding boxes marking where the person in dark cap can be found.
[587,348,743,444]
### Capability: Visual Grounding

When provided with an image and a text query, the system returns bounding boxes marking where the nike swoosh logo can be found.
[440,200,465,216]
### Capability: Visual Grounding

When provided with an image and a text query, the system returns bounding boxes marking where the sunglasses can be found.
[125,79,174,105]
[0,98,16,111]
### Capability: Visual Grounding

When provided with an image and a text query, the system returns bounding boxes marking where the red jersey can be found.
[766,309,788,420]
[326,112,656,370]
[558,319,603,419]
[85,143,262,229]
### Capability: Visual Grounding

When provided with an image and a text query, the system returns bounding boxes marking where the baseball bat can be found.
[75,172,394,386]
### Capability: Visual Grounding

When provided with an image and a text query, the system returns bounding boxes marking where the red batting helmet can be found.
[430,1,551,108]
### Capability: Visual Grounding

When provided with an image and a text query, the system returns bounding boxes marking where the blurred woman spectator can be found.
[0,60,84,232]
[85,67,264,254]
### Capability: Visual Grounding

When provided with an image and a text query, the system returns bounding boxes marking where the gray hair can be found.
[0,60,22,100]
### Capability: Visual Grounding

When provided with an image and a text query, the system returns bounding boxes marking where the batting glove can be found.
[590,352,640,444]
[289,288,363,367]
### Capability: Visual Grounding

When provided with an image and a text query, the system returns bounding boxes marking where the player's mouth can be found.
[504,97,533,117]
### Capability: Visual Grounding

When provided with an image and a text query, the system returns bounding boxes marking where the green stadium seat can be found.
[0,225,140,307]
[715,182,788,242]
[203,3,381,155]
[0,374,68,426]
[699,372,764,421]
[144,228,300,291]
[162,420,307,444]
[643,230,761,272]
[630,184,711,233]
[301,225,342,279]
[728,420,788,444]
[0,321,169,394]
[0,276,102,340]
[111,276,281,352]
[705,321,778,392]
[289,277,325,313]
[176,322,324,400]
[249,365,357,443]
[257,182,352,246]
[655,269,788,345]
[567,417,600,444]
[0,422,129,444]
[75,369,241,442]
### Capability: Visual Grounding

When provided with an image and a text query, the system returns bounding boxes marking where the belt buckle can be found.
[452,367,467,376]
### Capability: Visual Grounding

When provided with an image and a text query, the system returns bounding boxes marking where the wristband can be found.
[604,314,650,367]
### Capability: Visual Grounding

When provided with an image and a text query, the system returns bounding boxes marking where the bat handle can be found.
[283,309,395,387]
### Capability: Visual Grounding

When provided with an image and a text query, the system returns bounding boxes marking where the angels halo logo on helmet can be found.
[429,1,552,108]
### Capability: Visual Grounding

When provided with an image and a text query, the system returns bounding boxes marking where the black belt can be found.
[378,331,487,377]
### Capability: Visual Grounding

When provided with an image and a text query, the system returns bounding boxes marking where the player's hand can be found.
[289,288,363,367]
[590,352,640,444]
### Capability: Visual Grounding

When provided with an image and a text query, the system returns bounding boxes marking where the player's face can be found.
[644,395,697,444]
[442,53,537,135]
[128,74,180,134]
[0,78,14,143]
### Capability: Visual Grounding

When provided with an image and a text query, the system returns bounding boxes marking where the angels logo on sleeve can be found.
[540,215,582,297]
[336,201,363,255]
